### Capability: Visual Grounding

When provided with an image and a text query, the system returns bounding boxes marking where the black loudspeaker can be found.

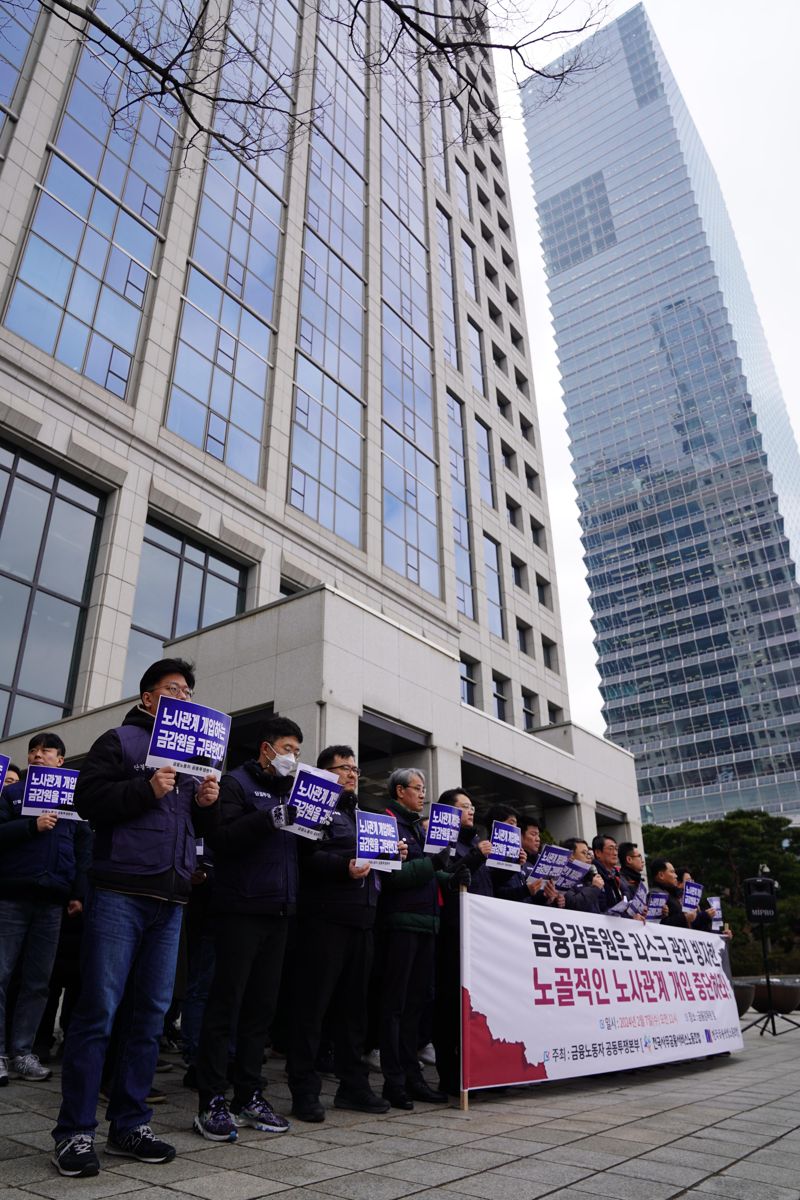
[744,876,777,924]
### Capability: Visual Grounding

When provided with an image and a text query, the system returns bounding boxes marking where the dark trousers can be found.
[379,929,435,1091]
[196,912,288,1109]
[432,925,461,1095]
[288,919,372,1103]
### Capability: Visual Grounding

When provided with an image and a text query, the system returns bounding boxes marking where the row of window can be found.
[459,658,563,731]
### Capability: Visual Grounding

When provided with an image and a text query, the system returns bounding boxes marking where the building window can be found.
[492,672,508,722]
[501,442,516,473]
[0,441,103,737]
[511,554,527,590]
[474,419,495,506]
[517,620,533,656]
[436,208,459,368]
[520,414,534,444]
[466,319,487,396]
[0,2,39,140]
[428,69,448,190]
[447,396,475,618]
[289,353,364,547]
[483,534,505,638]
[123,520,246,696]
[461,235,478,300]
[547,702,564,725]
[536,573,552,609]
[455,160,471,219]
[542,635,559,673]
[5,29,179,396]
[526,465,540,495]
[382,426,440,596]
[460,656,477,706]
[506,496,521,529]
[522,688,538,732]
[531,517,546,550]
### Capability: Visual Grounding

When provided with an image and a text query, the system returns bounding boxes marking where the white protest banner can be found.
[355,809,402,871]
[286,764,343,841]
[423,802,461,856]
[682,881,703,914]
[487,820,521,872]
[21,766,81,821]
[146,696,231,780]
[460,894,743,1092]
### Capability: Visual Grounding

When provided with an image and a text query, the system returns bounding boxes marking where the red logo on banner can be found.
[461,987,547,1089]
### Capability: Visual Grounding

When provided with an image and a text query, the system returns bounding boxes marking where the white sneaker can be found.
[362,1048,381,1072]
[417,1043,436,1066]
[10,1053,51,1081]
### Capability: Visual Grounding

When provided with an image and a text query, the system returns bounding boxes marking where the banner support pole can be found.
[458,885,469,1112]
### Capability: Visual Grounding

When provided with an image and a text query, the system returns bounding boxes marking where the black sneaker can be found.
[105,1125,176,1163]
[52,1134,100,1177]
[333,1088,390,1114]
[290,1096,325,1123]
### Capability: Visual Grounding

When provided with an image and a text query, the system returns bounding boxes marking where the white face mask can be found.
[269,745,298,777]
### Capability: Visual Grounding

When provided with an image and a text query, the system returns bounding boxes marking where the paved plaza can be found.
[2,1026,800,1200]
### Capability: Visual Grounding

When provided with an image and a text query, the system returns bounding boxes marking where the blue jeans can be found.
[0,897,62,1056]
[53,887,182,1141]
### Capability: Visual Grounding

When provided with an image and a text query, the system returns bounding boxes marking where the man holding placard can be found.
[288,745,393,1123]
[1,733,90,1088]
[193,716,302,1143]
[378,768,453,1110]
[53,660,220,1179]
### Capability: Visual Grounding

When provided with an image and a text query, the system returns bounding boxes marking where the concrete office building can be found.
[0,0,638,839]
[523,4,800,823]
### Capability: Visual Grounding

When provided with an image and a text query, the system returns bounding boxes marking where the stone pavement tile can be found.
[644,1145,735,1173]
[227,1134,333,1158]
[572,1134,658,1158]
[296,1127,381,1146]
[307,1143,427,1171]
[613,1157,710,1187]
[544,1144,627,1169]
[687,1125,772,1148]
[7,1130,54,1151]
[427,1170,578,1200]
[490,1160,593,1190]
[312,1173,428,1200]
[22,1174,146,1200]
[169,1170,290,1199]
[0,1111,55,1136]
[468,1134,553,1156]
[573,1172,685,1200]
[181,1144,280,1170]
[98,1156,227,1183]
[751,1145,800,1167]
[501,1125,585,1146]
[720,1160,800,1188]
[413,1147,516,1172]
[228,1156,350,1186]
[378,1125,474,1148]
[693,1178,800,1200]
[375,1159,477,1187]
[663,1136,741,1163]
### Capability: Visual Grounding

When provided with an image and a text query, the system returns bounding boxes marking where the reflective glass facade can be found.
[525,4,800,822]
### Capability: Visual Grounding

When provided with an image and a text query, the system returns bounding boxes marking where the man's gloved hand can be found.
[447,864,471,892]
[431,847,452,871]
[270,804,297,829]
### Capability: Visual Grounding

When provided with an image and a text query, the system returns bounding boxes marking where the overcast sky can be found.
[495,0,800,735]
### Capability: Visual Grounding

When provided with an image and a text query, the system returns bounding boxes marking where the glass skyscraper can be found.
[523,4,800,824]
[0,0,640,840]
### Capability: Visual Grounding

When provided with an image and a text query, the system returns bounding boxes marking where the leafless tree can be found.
[4,0,605,164]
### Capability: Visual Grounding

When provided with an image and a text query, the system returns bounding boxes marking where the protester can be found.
[432,789,491,1096]
[650,859,696,928]
[0,733,90,1087]
[288,745,393,1122]
[193,717,301,1142]
[619,842,645,892]
[592,835,630,909]
[378,768,451,1110]
[560,837,605,913]
[2,764,21,789]
[52,660,219,1178]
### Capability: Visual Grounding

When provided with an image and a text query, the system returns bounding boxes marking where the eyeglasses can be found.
[331,763,361,777]
[404,784,426,793]
[160,682,194,700]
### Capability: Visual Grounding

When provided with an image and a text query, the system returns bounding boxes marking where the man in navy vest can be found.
[52,659,219,1178]
[0,733,90,1087]
[193,716,302,1143]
